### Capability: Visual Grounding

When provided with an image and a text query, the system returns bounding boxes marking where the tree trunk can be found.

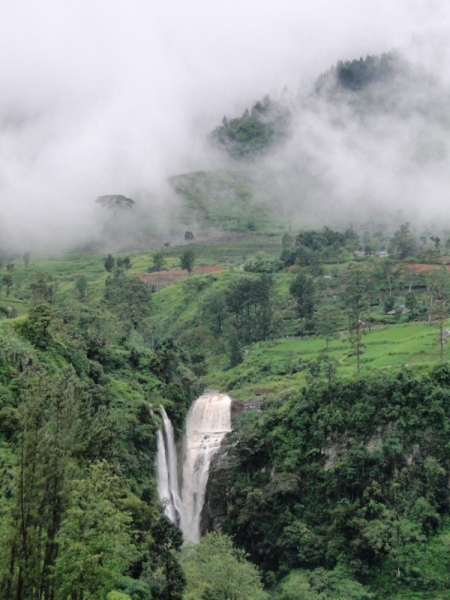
[356,317,361,374]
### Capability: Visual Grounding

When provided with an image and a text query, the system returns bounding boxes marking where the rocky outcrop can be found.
[200,397,262,535]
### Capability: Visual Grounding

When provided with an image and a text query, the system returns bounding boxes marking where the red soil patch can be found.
[403,263,450,273]
[139,265,224,287]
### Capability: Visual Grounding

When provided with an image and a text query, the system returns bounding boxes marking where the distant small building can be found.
[439,329,450,340]
[377,250,389,258]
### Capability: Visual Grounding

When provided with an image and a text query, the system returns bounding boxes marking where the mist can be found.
[1,0,450,252]
[255,44,450,231]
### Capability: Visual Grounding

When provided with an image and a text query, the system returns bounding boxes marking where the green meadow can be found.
[204,322,445,398]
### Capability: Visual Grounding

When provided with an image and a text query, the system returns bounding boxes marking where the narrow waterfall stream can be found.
[156,430,175,522]
[156,392,232,542]
[157,408,182,523]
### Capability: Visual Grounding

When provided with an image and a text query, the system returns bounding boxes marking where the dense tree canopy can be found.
[181,531,267,600]
[0,264,203,599]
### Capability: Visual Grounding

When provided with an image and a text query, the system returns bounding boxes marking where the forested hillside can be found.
[208,51,410,160]
[209,366,450,597]
[0,265,202,599]
[208,96,291,159]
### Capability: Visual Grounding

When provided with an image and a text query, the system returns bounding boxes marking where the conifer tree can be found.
[343,265,370,373]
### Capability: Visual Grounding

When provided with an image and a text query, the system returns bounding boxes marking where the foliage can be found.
[281,232,294,248]
[0,366,88,599]
[389,224,418,260]
[426,267,450,359]
[279,227,357,270]
[0,260,201,599]
[315,52,403,94]
[290,274,315,321]
[117,257,133,270]
[313,306,343,349]
[383,295,395,314]
[147,517,185,600]
[244,252,282,273]
[216,364,450,597]
[107,592,132,600]
[105,253,116,272]
[76,274,88,299]
[104,269,152,330]
[115,576,151,600]
[277,567,372,599]
[180,249,195,274]
[225,275,274,345]
[296,228,347,251]
[209,97,290,159]
[29,271,55,304]
[151,250,167,272]
[227,328,243,368]
[53,461,137,600]
[19,302,59,348]
[2,274,12,296]
[405,291,417,311]
[344,264,371,372]
[181,531,267,600]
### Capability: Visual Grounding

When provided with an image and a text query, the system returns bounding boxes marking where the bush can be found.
[107,593,132,600]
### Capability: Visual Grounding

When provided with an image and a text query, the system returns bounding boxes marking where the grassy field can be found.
[204,322,446,399]
[138,261,447,398]
[170,170,284,233]
[0,233,283,308]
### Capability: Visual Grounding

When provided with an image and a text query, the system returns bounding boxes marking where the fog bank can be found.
[0,1,449,250]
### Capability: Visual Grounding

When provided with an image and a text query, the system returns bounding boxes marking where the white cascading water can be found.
[156,430,176,522]
[157,408,182,522]
[156,392,232,542]
[179,392,232,542]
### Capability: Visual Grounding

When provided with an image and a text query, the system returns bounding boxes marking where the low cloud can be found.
[253,43,450,232]
[0,0,449,251]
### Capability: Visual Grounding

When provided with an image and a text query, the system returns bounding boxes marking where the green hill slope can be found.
[170,169,283,233]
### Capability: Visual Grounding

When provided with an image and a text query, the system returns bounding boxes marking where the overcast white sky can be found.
[1,0,449,249]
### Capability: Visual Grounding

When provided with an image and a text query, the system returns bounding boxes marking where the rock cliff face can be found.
[200,397,262,535]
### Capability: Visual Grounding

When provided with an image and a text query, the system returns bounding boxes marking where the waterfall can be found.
[156,407,182,522]
[156,392,232,542]
[156,431,176,522]
[179,392,232,542]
